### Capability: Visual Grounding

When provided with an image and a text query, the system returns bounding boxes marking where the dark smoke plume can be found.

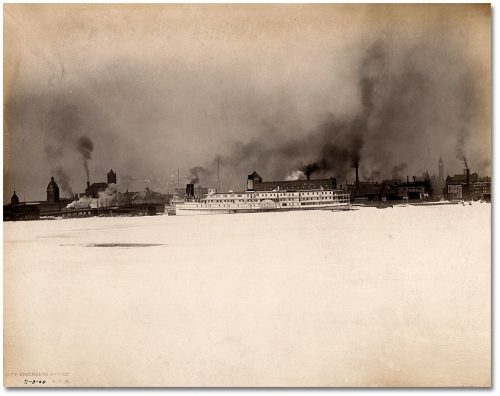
[44,145,64,159]
[390,162,408,180]
[456,150,468,170]
[54,166,73,196]
[370,170,381,181]
[455,128,469,170]
[188,157,225,185]
[39,100,98,193]
[189,32,483,187]
[189,166,209,184]
[302,162,320,179]
[299,43,381,179]
[77,135,94,181]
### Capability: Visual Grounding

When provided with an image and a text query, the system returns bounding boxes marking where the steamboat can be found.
[174,172,350,216]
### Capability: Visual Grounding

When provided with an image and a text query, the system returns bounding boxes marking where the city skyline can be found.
[4,4,491,201]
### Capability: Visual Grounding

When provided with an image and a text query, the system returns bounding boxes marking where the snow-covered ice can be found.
[4,203,491,386]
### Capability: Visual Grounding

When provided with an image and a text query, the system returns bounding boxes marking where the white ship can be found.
[175,188,350,216]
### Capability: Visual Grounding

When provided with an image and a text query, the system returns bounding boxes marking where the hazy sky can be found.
[4,4,490,202]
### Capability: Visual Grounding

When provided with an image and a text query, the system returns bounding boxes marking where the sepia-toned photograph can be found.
[3,3,491,387]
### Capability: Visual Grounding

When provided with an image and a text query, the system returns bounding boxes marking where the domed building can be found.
[5,176,73,221]
[46,176,60,203]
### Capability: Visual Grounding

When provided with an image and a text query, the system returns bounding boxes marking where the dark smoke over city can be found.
[191,37,487,188]
[77,136,94,181]
[54,166,73,196]
[391,163,408,181]
[4,5,490,201]
[35,100,97,195]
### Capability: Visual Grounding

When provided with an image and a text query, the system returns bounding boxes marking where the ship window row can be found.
[207,192,337,200]
[302,192,333,196]
[206,197,338,202]
[300,197,333,200]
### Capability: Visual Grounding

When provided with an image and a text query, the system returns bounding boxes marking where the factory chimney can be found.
[354,162,359,187]
[465,167,470,201]
[87,181,90,188]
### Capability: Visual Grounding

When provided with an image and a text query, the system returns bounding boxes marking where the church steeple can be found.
[11,190,19,205]
[107,169,116,185]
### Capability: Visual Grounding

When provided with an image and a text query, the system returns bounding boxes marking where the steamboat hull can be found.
[175,202,351,216]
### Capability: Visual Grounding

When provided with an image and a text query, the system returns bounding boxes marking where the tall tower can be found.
[107,169,116,185]
[438,157,444,186]
[46,176,60,203]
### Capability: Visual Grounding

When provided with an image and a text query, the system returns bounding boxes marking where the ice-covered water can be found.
[4,203,491,386]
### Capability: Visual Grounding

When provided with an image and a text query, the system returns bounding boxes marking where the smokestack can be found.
[87,181,90,188]
[466,167,470,200]
[307,174,310,181]
[246,174,254,191]
[186,183,194,198]
[355,163,359,186]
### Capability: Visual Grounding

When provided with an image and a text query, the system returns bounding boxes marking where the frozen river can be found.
[4,203,491,386]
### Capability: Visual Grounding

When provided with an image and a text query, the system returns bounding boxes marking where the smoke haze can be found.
[4,4,490,201]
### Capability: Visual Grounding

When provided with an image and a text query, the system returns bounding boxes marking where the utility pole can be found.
[217,158,220,192]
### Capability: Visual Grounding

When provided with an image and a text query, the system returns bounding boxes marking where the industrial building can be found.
[343,162,432,203]
[4,169,167,221]
[84,169,116,198]
[445,169,491,201]
[116,187,166,213]
[63,170,166,216]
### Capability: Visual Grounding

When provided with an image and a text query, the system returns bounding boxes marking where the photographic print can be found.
[3,4,491,387]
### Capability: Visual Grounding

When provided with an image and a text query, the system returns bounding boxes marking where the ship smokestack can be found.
[246,174,254,191]
[186,183,194,198]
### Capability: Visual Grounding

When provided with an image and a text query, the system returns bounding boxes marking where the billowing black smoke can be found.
[43,145,73,196]
[40,100,97,192]
[370,170,381,181]
[303,163,320,179]
[456,129,469,170]
[54,166,73,196]
[391,163,408,180]
[300,43,381,179]
[189,41,392,184]
[189,166,210,185]
[77,135,94,181]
